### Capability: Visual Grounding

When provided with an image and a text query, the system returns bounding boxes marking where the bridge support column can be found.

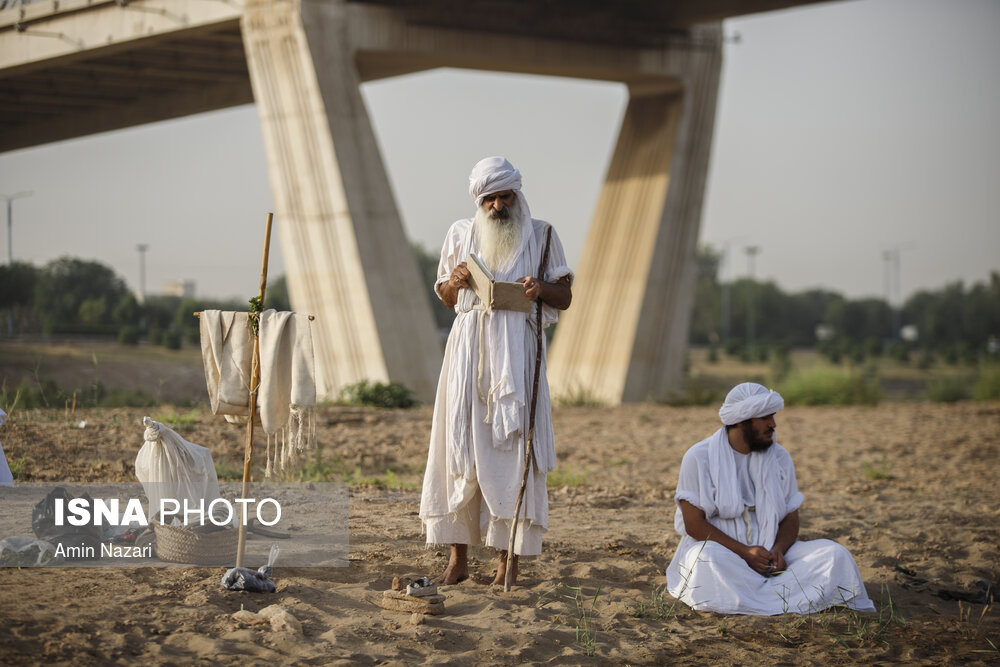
[241,0,442,401]
[547,32,722,404]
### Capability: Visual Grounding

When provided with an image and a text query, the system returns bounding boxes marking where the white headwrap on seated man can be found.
[718,382,785,426]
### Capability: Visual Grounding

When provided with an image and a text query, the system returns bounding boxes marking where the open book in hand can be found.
[466,253,534,313]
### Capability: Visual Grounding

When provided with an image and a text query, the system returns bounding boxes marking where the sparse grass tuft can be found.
[862,455,895,481]
[8,454,28,480]
[535,583,603,656]
[554,385,605,407]
[214,457,244,481]
[150,407,202,429]
[779,582,905,648]
[547,466,588,487]
[288,446,421,489]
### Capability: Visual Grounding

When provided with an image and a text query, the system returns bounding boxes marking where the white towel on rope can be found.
[258,309,316,434]
[199,310,253,416]
[259,310,317,475]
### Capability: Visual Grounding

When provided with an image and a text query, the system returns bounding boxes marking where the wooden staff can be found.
[504,225,553,592]
[235,212,273,567]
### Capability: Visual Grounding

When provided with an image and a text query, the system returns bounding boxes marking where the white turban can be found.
[718,382,784,425]
[469,156,522,206]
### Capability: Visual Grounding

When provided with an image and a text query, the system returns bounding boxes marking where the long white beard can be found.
[474,199,523,273]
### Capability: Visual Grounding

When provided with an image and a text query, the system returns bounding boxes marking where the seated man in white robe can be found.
[666,382,876,615]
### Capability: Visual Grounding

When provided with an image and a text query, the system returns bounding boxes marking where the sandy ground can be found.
[0,399,997,665]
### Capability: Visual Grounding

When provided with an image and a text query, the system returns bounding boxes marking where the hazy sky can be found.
[1,0,998,305]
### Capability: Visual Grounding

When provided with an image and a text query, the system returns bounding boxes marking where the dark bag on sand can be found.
[31,487,104,561]
[221,544,281,593]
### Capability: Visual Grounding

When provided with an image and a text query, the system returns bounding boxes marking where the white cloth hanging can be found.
[199,310,254,416]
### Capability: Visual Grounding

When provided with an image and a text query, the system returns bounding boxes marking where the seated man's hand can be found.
[741,545,773,575]
[766,547,788,575]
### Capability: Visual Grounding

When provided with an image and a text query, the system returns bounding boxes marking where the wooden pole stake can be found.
[235,212,273,568]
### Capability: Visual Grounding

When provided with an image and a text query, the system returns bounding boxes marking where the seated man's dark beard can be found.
[740,420,774,452]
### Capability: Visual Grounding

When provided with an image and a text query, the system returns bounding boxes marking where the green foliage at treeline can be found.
[6,248,998,366]
[0,256,290,348]
[689,245,1000,364]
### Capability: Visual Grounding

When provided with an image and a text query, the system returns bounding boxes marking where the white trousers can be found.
[424,486,543,556]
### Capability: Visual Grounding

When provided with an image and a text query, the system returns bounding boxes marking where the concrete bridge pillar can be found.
[546,33,722,404]
[241,0,443,401]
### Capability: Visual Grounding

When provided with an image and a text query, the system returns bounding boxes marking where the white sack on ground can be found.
[135,417,221,522]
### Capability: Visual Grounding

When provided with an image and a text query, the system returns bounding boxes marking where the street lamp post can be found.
[136,244,149,303]
[2,190,34,337]
[745,245,760,361]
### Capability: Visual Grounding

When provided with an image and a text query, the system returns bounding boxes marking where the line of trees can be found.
[0,256,289,348]
[689,246,1000,364]
[4,249,999,365]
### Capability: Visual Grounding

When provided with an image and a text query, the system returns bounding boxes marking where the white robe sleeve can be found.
[535,221,573,330]
[435,220,469,304]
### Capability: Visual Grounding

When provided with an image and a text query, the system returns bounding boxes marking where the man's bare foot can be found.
[432,566,469,585]
[491,551,518,587]
[432,544,469,585]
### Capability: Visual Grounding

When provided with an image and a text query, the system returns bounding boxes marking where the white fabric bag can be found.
[134,417,221,522]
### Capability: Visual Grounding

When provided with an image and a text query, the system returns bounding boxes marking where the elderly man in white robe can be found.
[666,382,876,615]
[419,156,573,586]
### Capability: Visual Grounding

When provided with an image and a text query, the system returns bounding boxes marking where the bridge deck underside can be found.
[1,22,251,151]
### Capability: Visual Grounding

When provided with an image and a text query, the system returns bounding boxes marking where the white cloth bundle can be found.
[199,310,254,416]
[135,417,221,522]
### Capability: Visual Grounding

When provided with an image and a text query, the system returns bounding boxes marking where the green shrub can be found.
[770,344,793,382]
[183,326,200,346]
[887,342,910,364]
[118,325,140,345]
[925,376,971,403]
[776,367,881,406]
[160,329,182,350]
[973,365,1000,400]
[661,383,721,407]
[706,344,719,364]
[339,380,416,408]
